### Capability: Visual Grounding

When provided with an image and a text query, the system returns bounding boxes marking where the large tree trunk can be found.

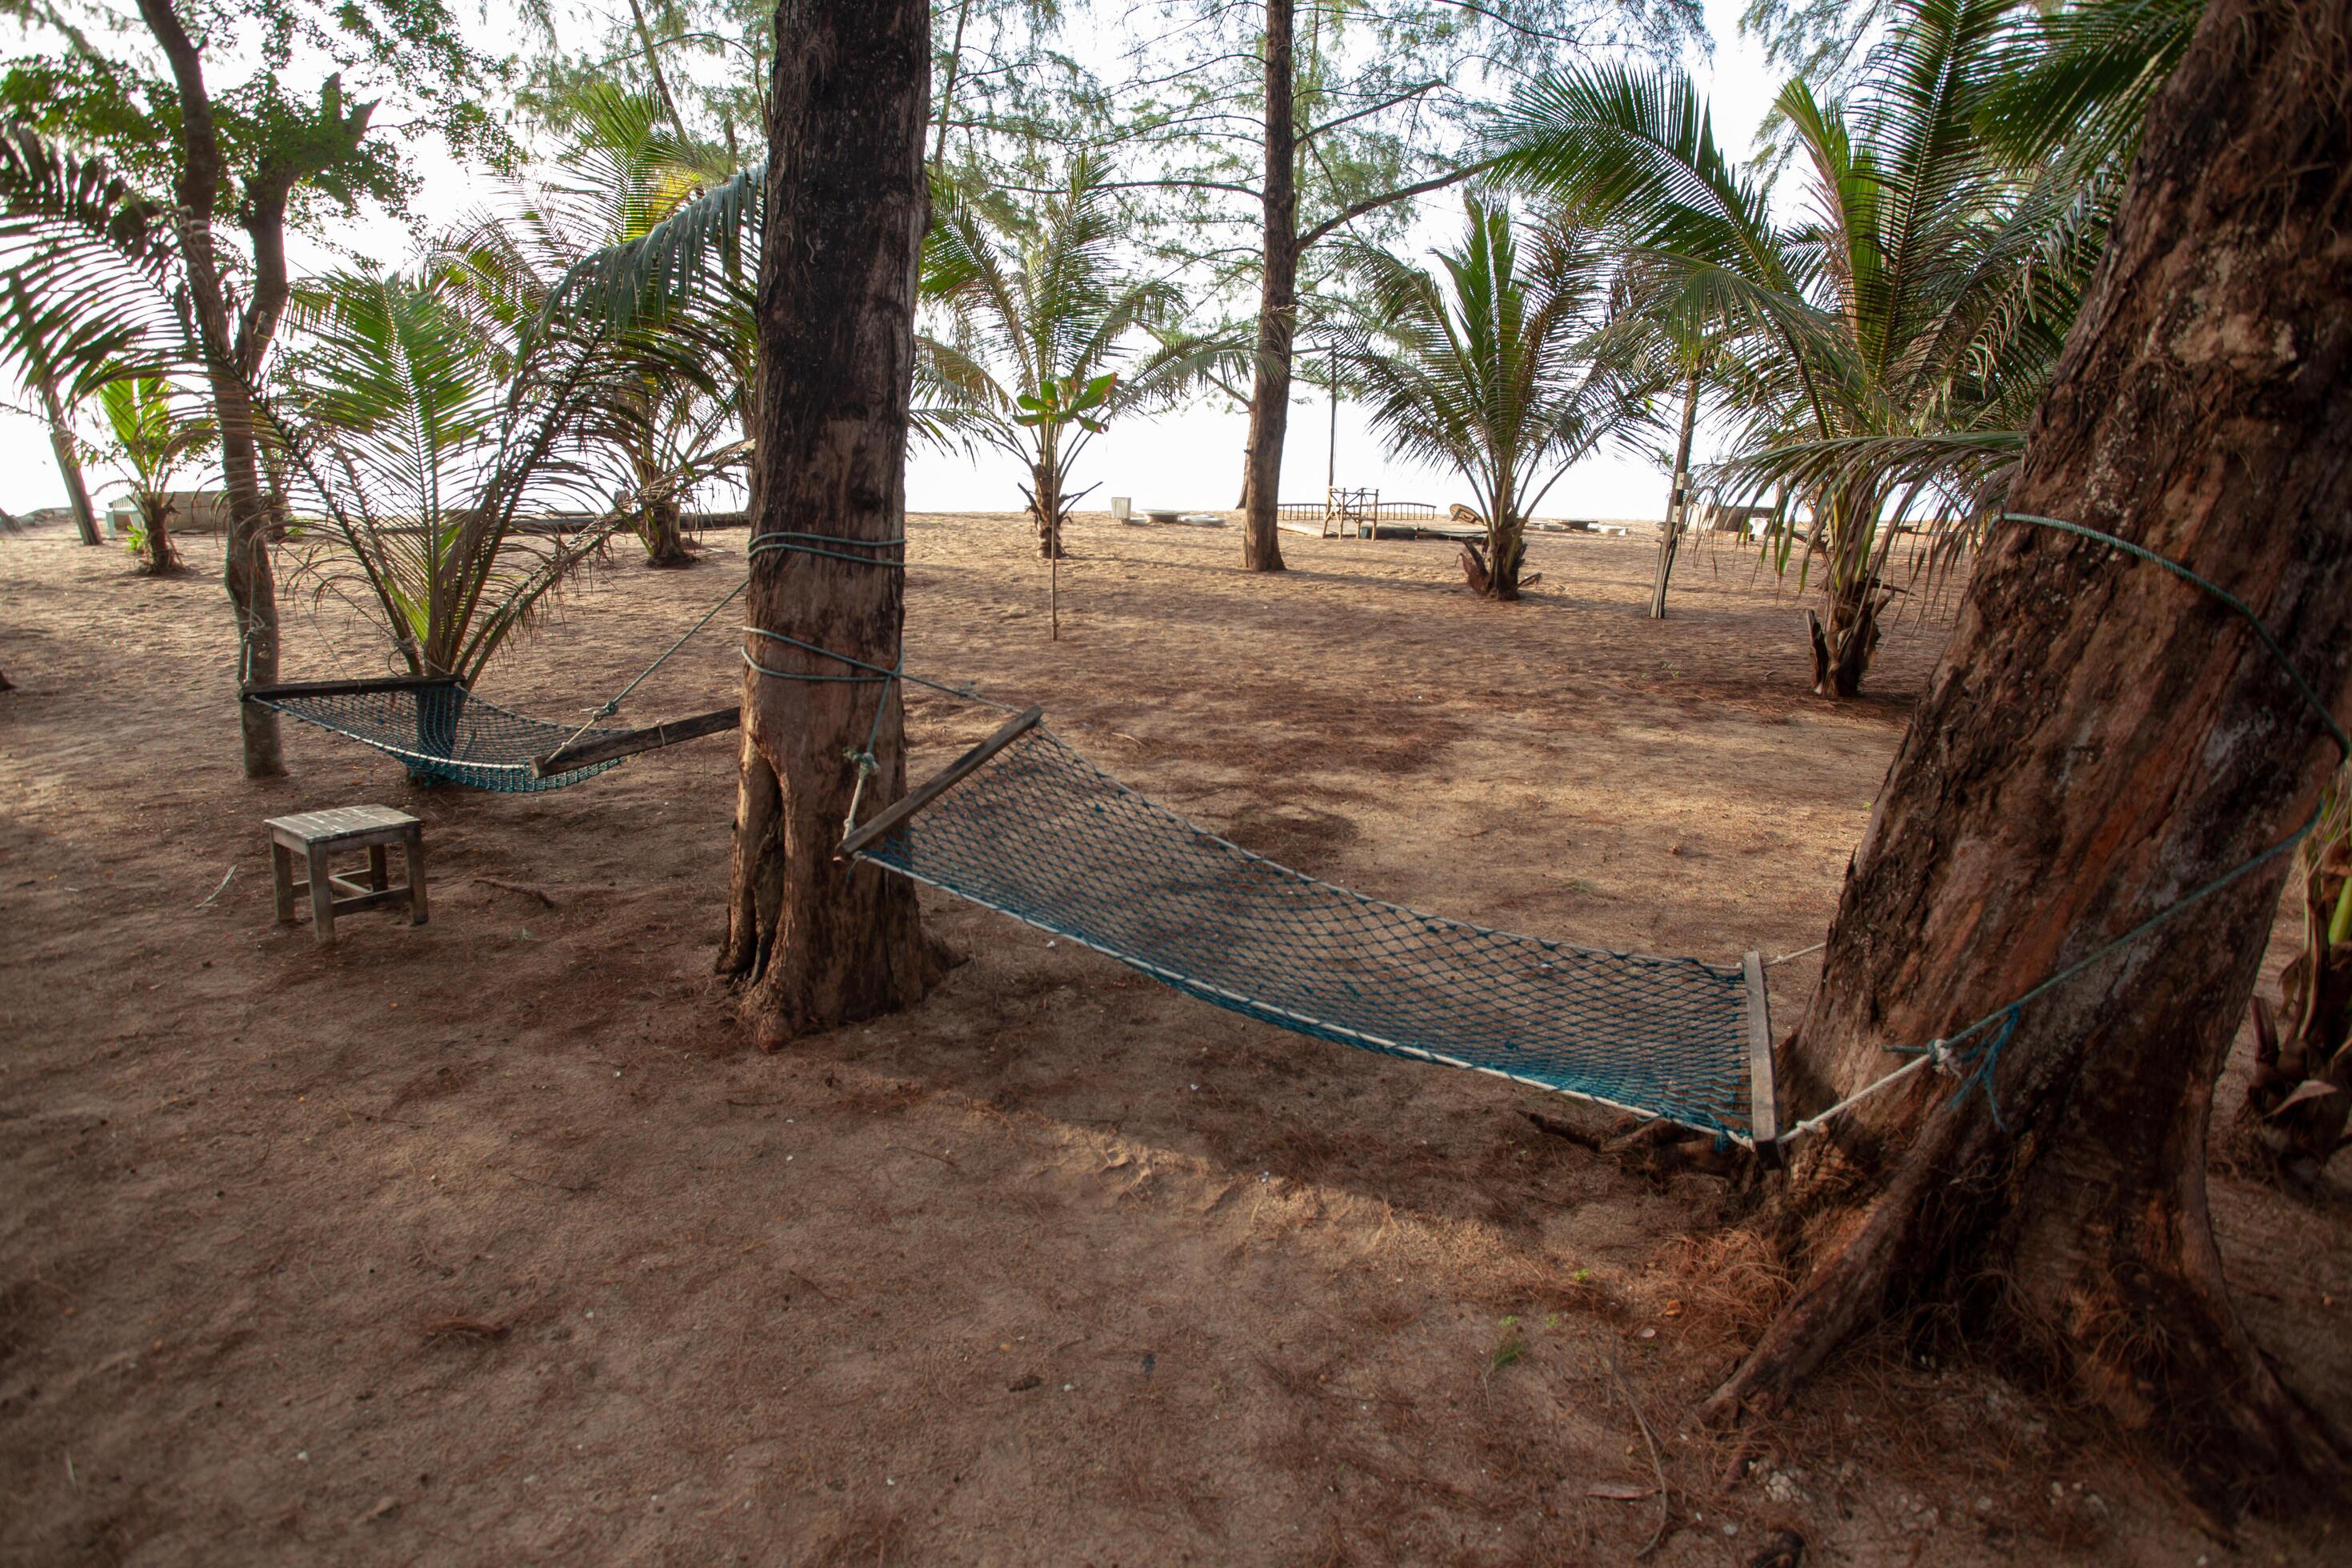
[33,370,101,546]
[1237,0,1294,574]
[722,0,942,1050]
[1716,0,2352,1514]
[1647,367,1699,618]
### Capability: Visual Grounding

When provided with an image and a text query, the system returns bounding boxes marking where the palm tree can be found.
[94,374,213,573]
[919,157,1238,558]
[492,84,748,567]
[1490,0,2114,692]
[266,264,656,687]
[1339,194,1654,602]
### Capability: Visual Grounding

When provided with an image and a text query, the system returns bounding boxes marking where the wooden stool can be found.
[266,805,429,944]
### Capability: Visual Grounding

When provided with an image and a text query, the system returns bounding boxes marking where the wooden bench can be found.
[266,805,428,944]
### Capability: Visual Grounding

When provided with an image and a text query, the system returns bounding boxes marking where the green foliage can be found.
[1490,0,2148,684]
[1011,373,1117,434]
[475,82,746,562]
[95,372,212,570]
[1488,1314,1529,1373]
[920,155,1243,544]
[266,264,650,682]
[1340,194,1654,594]
[0,122,184,398]
[0,0,507,229]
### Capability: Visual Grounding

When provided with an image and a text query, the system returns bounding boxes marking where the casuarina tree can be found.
[1714,0,2352,1514]
[722,0,946,1047]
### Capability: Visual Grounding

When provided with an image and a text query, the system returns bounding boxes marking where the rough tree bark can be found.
[721,0,943,1050]
[1236,0,1294,574]
[132,491,179,574]
[638,491,694,567]
[1715,0,2352,1514]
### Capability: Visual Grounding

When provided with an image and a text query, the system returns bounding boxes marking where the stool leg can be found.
[306,842,336,944]
[271,841,297,924]
[367,843,390,891]
[403,829,429,926]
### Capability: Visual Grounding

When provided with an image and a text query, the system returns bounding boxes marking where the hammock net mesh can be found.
[250,684,625,793]
[854,726,1759,1138]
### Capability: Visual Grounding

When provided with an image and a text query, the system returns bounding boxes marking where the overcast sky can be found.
[0,0,1781,524]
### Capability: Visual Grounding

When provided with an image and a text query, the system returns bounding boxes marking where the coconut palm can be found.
[95,374,214,573]
[496,84,749,567]
[920,156,1242,558]
[266,264,661,686]
[1490,0,2116,693]
[1339,194,1654,602]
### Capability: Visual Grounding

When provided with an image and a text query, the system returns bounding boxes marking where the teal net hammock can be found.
[247,682,626,793]
[850,723,1767,1142]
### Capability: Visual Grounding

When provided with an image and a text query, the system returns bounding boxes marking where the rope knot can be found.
[845,747,878,776]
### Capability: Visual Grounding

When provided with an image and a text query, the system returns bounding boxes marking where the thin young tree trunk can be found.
[1238,0,1294,574]
[722,0,942,1050]
[930,0,974,174]
[1715,0,2352,1512]
[135,0,286,776]
[1648,366,1700,618]
[34,370,101,546]
[626,0,692,139]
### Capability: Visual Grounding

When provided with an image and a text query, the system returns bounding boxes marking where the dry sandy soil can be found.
[2,513,2346,1566]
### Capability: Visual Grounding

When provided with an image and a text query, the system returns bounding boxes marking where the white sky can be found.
[0,0,1780,523]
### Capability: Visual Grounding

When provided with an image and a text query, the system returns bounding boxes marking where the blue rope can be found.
[747,531,909,569]
[740,626,1022,710]
[1866,512,2352,1132]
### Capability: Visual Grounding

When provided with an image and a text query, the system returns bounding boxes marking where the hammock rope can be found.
[844,720,1766,1141]
[247,512,2344,1153]
[247,682,631,793]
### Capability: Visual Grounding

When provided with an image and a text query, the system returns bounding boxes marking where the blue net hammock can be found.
[246,680,627,793]
[850,720,1770,1143]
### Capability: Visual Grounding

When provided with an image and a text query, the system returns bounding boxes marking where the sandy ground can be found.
[2,513,2346,1566]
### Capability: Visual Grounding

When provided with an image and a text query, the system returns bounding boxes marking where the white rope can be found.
[1764,940,1826,967]
[1774,1039,1955,1146]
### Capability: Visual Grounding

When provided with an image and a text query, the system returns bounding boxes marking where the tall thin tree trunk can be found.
[626,0,691,139]
[930,0,973,174]
[1715,0,2352,1513]
[722,0,942,1049]
[136,0,285,778]
[1648,366,1700,618]
[34,371,100,546]
[1238,0,1294,574]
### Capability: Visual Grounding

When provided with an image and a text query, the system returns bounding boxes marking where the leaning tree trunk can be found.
[137,0,284,778]
[1237,0,1294,574]
[1716,0,2352,1514]
[34,370,101,546]
[721,0,943,1050]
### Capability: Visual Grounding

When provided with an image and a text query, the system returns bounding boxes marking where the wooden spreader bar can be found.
[530,706,742,777]
[242,674,463,702]
[1743,950,1782,1168]
[836,705,1045,861]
